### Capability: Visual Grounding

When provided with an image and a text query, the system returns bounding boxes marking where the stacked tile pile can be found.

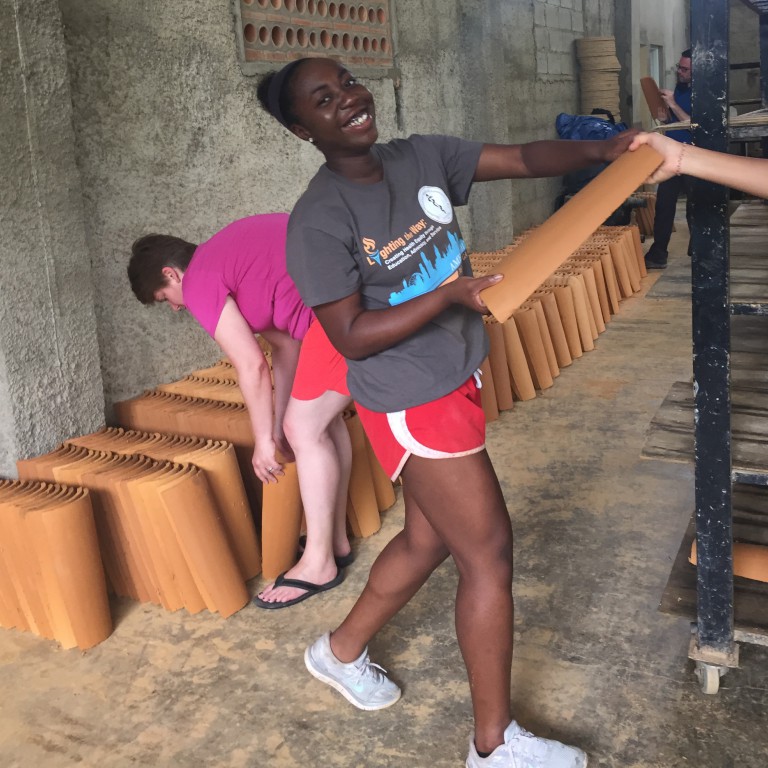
[0,480,112,649]
[66,430,261,580]
[17,447,250,618]
[471,225,645,422]
[632,191,657,236]
[576,36,622,119]
[1,341,396,649]
[113,375,395,579]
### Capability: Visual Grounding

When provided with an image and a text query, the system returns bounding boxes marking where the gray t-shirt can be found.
[287,134,489,413]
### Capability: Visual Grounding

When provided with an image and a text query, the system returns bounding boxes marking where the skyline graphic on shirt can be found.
[388,230,466,306]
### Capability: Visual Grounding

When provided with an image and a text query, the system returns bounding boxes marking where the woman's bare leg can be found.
[329,480,451,652]
[257,390,352,604]
[326,410,354,556]
[329,451,513,752]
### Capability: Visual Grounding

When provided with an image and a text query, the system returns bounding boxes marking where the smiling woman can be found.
[257,56,636,767]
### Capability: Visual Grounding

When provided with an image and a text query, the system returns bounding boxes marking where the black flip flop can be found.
[297,534,355,569]
[252,567,345,610]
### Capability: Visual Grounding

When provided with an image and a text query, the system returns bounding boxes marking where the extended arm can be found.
[214,297,282,483]
[314,274,502,361]
[473,130,637,181]
[630,132,768,198]
[259,327,302,462]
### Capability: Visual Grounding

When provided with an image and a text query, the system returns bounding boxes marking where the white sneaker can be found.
[466,720,588,768]
[304,632,402,711]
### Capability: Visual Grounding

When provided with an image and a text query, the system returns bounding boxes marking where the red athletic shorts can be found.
[291,319,350,400]
[355,373,486,481]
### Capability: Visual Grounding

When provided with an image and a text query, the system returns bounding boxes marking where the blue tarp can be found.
[555,112,629,141]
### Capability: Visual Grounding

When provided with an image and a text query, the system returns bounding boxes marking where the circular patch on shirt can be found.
[418,186,454,225]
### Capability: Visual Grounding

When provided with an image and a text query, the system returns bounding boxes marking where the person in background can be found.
[631,130,768,199]
[257,56,636,768]
[128,213,354,610]
[645,48,693,270]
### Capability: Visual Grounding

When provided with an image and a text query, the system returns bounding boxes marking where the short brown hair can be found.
[128,234,197,304]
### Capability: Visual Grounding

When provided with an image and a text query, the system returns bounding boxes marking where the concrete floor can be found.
[3,217,768,767]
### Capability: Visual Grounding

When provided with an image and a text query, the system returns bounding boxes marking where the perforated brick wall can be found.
[236,0,394,73]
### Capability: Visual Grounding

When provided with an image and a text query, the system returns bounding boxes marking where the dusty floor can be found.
[3,214,768,767]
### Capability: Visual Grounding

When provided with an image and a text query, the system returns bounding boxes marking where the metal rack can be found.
[685,0,768,694]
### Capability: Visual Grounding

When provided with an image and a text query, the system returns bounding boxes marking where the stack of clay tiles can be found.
[0,480,112,649]
[17,445,249,619]
[65,429,261,581]
[632,191,657,237]
[114,360,395,580]
[576,36,622,119]
[471,224,645,423]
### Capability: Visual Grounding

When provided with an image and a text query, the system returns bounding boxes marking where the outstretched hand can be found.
[600,128,641,163]
[628,132,678,184]
[443,273,503,314]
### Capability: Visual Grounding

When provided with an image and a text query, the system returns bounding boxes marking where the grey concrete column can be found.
[0,0,104,477]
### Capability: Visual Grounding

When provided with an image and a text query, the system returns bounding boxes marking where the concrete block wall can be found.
[0,0,105,478]
[534,0,585,79]
[1,0,634,471]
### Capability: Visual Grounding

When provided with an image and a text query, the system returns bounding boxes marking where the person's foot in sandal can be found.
[253,567,344,609]
[254,539,346,609]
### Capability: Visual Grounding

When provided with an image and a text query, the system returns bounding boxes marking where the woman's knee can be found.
[284,402,326,447]
[285,395,348,449]
[408,535,450,567]
[453,535,513,585]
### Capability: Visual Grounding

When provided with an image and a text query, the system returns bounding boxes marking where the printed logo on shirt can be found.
[388,230,465,306]
[418,186,453,225]
[363,237,382,266]
[360,218,466,305]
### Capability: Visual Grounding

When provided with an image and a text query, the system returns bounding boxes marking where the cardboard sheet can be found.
[480,145,663,323]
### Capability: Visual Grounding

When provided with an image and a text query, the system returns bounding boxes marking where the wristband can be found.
[675,144,687,176]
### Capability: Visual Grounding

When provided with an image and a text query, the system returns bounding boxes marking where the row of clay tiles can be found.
[0,481,111,650]
[5,409,394,649]
[110,391,395,572]
[471,224,647,423]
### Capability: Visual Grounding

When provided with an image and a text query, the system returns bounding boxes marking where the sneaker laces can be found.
[352,653,389,684]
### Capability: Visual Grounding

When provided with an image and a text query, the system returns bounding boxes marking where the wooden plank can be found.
[642,378,768,470]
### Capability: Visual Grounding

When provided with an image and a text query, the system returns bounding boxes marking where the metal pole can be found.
[690,0,735,656]
[760,12,768,158]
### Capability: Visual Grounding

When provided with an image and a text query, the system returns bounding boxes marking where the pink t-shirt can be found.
[182,214,314,340]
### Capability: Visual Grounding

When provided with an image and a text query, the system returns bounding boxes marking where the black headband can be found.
[267,60,303,128]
